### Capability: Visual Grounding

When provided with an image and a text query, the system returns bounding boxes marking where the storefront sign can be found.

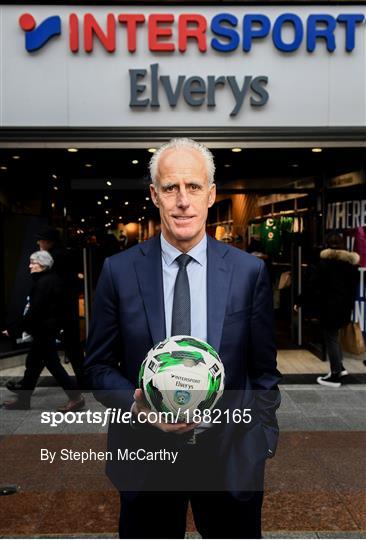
[328,171,365,189]
[326,200,366,231]
[129,64,268,116]
[2,5,366,127]
[19,12,364,54]
[355,268,366,332]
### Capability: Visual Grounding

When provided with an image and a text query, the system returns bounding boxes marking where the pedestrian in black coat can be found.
[315,245,360,332]
[3,250,84,410]
[295,233,360,388]
[35,227,84,383]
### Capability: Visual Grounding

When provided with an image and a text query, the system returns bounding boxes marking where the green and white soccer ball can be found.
[139,336,225,421]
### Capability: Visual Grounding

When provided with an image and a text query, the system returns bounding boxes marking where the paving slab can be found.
[0,431,364,537]
[0,382,365,538]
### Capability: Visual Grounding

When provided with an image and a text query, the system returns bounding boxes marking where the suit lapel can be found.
[134,234,231,351]
[207,236,231,352]
[134,236,166,346]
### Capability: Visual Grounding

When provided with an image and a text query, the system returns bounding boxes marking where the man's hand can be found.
[132,389,195,434]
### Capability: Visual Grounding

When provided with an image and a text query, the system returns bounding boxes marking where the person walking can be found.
[296,233,360,388]
[3,251,84,411]
[6,227,84,393]
[36,227,85,383]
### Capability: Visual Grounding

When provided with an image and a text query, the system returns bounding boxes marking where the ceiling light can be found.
[105,210,109,214]
[0,166,8,170]
[67,148,78,153]
[104,195,109,200]
[51,202,55,208]
[148,148,156,154]
[97,201,102,205]
[118,216,122,220]
[145,197,150,201]
[52,174,57,179]
[291,163,299,168]
[125,201,129,206]
[53,186,58,191]
[231,147,242,153]
[12,155,20,160]
[81,218,85,223]
[138,218,141,222]
[132,160,139,165]
[311,148,322,153]
[224,164,231,168]
[106,180,112,186]
[143,206,146,210]
[85,163,92,168]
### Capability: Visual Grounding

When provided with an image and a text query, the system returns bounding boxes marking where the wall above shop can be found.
[2,5,366,133]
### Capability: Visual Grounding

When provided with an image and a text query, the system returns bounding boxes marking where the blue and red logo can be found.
[19,11,365,55]
[19,13,61,52]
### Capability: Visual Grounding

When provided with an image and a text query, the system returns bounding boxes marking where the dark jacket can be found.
[22,270,64,337]
[84,235,281,494]
[301,249,360,330]
[48,245,80,292]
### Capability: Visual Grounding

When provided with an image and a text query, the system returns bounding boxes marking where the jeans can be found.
[324,328,343,374]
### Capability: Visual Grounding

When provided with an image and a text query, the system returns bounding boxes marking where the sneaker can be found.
[340,365,348,377]
[323,366,348,379]
[317,373,342,388]
[6,380,24,393]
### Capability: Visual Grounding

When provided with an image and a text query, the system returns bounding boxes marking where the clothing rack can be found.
[252,208,308,221]
[208,219,233,227]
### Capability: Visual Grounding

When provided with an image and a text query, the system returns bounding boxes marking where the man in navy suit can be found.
[84,138,281,539]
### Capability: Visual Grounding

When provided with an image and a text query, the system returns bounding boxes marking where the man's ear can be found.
[208,183,216,208]
[150,184,159,207]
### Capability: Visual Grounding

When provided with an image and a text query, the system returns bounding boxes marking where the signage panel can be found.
[1,5,366,127]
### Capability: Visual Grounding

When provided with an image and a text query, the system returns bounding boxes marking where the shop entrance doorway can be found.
[0,144,365,359]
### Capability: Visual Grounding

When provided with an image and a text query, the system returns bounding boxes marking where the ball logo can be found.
[209,363,220,376]
[148,360,158,373]
[19,13,61,52]
[174,390,191,406]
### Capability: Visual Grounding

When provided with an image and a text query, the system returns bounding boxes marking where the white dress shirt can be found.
[160,233,207,341]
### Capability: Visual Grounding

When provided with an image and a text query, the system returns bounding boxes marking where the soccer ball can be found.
[139,336,225,421]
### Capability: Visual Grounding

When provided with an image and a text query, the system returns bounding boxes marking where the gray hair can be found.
[149,138,216,188]
[30,250,54,269]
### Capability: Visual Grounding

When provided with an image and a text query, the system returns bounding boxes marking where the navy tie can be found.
[171,254,192,336]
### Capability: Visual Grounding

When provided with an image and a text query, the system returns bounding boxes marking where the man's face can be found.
[37,239,54,251]
[150,148,216,252]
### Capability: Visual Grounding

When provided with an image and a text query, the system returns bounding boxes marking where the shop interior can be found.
[0,145,365,362]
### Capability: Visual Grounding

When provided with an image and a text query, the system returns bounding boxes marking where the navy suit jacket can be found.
[84,234,281,494]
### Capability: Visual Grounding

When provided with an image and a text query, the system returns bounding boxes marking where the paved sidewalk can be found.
[1,384,365,435]
[0,383,365,538]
